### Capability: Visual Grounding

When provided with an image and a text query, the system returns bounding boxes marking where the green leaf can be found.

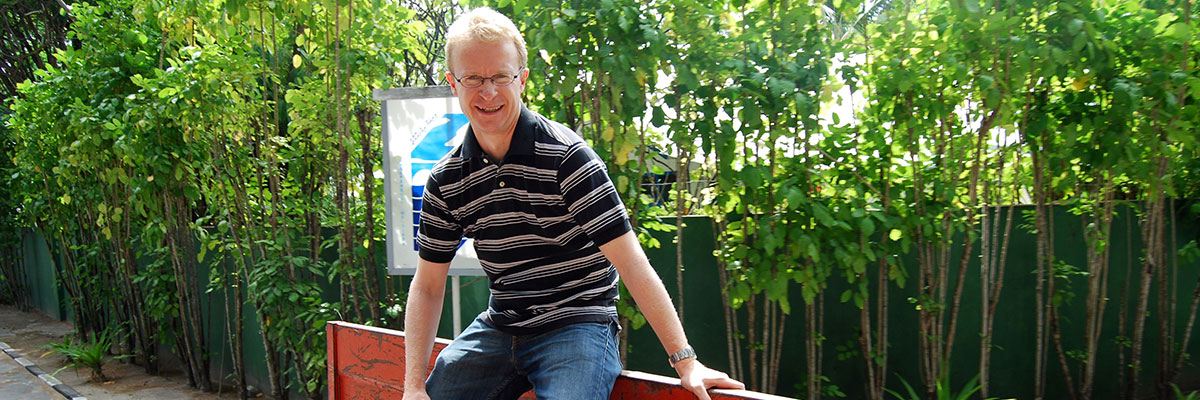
[853,258,866,275]
[964,0,980,14]
[733,281,751,303]
[1067,18,1084,36]
[652,107,666,127]
[1154,13,1176,33]
[184,186,201,201]
[766,276,788,302]
[632,313,647,329]
[742,166,764,188]
[1167,22,1192,41]
[890,265,907,288]
[766,77,796,98]
[812,205,835,227]
[552,17,569,41]
[861,218,876,236]
[786,187,806,210]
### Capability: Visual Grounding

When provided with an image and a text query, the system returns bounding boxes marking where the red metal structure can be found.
[326,321,791,400]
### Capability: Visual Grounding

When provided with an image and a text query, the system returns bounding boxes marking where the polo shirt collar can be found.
[461,106,538,160]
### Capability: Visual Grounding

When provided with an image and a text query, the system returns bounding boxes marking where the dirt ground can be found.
[0,304,232,399]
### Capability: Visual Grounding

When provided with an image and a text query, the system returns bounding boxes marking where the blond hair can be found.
[444,7,528,72]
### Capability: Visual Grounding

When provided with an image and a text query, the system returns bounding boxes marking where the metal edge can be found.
[372,86,453,101]
[381,98,395,277]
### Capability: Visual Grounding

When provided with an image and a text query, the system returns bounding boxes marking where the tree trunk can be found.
[943,108,993,372]
[806,298,819,400]
[223,201,250,399]
[771,293,785,394]
[1129,160,1168,400]
[229,138,285,399]
[1160,197,1178,399]
[675,147,687,319]
[334,0,360,324]
[1161,4,1191,388]
[1029,126,1050,400]
[743,208,759,392]
[860,158,891,400]
[1079,178,1114,399]
[164,189,212,392]
[1117,207,1134,396]
[358,108,382,323]
[714,217,743,381]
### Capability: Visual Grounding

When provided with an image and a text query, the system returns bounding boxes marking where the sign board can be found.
[375,86,484,276]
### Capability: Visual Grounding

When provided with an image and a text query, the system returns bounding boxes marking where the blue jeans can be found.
[424,315,622,400]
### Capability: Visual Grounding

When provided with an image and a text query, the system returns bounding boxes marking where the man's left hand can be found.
[675,358,746,400]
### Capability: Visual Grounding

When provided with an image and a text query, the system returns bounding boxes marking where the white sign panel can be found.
[376,86,484,276]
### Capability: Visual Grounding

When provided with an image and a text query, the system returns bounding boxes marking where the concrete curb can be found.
[0,341,87,400]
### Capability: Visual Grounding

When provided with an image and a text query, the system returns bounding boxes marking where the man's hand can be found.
[675,358,746,400]
[402,388,431,400]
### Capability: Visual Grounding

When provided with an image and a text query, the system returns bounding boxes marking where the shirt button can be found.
[499,181,506,187]
[483,158,489,164]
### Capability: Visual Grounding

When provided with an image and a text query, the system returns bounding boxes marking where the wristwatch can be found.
[668,346,697,367]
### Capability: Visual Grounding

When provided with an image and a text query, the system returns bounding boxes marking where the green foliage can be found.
[2,0,1198,397]
[4,0,428,394]
[498,0,1199,395]
[1172,383,1200,400]
[795,374,848,398]
[41,329,133,382]
[886,373,987,400]
[1180,240,1200,264]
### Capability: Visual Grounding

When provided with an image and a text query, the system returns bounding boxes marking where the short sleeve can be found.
[416,176,464,263]
[557,142,632,247]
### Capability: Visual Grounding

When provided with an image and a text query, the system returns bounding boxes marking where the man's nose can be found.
[478,82,498,99]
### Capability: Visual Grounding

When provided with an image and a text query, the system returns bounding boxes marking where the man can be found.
[402,7,744,400]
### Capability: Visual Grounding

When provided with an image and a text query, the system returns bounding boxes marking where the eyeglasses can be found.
[451,69,525,88]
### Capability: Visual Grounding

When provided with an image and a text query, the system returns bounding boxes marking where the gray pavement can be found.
[0,344,61,399]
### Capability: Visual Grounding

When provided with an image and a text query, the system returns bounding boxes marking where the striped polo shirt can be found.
[417,106,632,335]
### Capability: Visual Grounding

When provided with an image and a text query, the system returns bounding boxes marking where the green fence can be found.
[14,203,1200,399]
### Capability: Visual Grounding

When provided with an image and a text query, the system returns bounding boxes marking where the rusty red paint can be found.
[327,321,790,400]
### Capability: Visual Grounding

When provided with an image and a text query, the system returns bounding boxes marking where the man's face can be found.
[446,39,528,139]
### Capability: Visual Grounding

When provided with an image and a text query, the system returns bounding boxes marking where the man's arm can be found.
[598,230,745,400]
[402,258,451,400]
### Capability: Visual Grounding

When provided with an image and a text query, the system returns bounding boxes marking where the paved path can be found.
[1,306,222,400]
[0,343,61,399]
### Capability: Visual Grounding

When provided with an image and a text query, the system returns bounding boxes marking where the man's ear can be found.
[446,72,458,95]
[519,68,530,87]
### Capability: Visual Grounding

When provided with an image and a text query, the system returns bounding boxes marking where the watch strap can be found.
[668,346,697,367]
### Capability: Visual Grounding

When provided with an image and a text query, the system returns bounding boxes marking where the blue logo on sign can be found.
[412,113,469,251]
[412,114,470,161]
